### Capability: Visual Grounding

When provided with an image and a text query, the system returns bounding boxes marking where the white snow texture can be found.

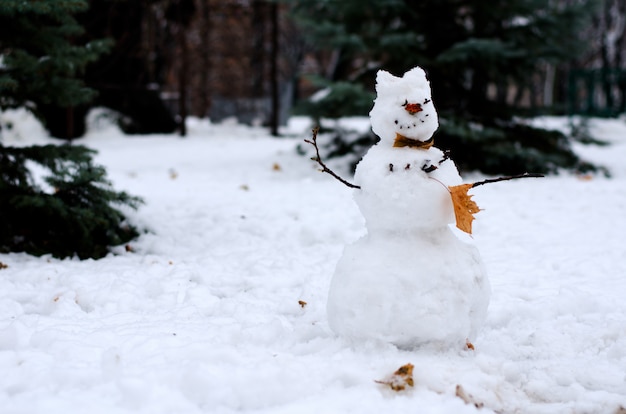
[1,103,626,413]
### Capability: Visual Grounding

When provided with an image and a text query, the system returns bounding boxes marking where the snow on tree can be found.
[0,1,142,259]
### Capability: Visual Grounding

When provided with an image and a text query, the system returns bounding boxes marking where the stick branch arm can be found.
[471,172,544,188]
[305,127,362,189]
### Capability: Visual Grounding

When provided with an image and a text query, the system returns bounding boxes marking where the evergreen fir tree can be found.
[0,1,143,259]
[0,144,142,259]
[0,0,111,114]
[287,0,602,175]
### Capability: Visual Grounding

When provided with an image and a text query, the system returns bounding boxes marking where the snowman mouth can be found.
[393,133,434,149]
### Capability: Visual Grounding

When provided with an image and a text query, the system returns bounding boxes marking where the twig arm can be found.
[471,172,544,188]
[304,127,362,189]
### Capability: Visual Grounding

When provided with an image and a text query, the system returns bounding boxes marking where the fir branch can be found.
[304,127,361,189]
[471,172,544,188]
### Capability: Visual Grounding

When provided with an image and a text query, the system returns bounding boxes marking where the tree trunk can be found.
[177,2,188,136]
[252,1,266,98]
[269,1,279,136]
[199,0,212,118]
[66,107,74,141]
[543,63,555,107]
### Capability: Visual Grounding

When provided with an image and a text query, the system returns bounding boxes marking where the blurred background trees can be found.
[4,0,626,258]
[3,0,626,168]
[77,0,300,137]
[286,0,605,174]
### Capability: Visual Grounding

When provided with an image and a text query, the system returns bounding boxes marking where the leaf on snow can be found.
[376,363,415,391]
[455,384,484,409]
[449,184,481,234]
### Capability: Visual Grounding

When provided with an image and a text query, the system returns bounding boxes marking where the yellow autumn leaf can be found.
[449,184,481,234]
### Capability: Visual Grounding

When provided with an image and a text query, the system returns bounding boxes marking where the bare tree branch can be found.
[304,127,361,189]
[471,172,544,188]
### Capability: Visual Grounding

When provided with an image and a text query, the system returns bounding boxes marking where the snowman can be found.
[326,66,490,349]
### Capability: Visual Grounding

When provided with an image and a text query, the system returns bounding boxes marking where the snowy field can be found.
[1,109,626,414]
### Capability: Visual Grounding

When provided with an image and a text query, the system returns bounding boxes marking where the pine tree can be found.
[287,0,603,175]
[0,144,142,259]
[0,0,111,115]
[0,1,143,259]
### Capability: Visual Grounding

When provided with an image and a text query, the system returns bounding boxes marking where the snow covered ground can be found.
[1,109,625,413]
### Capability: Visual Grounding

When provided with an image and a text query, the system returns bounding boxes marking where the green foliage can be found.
[436,118,605,176]
[0,143,143,259]
[0,1,142,259]
[0,0,111,111]
[568,117,609,146]
[287,0,603,175]
[294,78,375,120]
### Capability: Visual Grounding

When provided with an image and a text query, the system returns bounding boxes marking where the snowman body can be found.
[327,67,490,348]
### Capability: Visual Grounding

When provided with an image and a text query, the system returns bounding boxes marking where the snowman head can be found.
[369,66,439,146]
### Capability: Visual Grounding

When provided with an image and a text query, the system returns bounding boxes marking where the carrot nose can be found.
[404,102,423,115]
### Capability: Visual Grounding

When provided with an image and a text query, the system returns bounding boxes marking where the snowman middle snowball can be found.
[326,66,490,348]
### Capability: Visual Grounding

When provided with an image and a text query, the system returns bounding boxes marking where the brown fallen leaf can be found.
[298,300,307,309]
[0,262,8,270]
[449,184,481,234]
[376,363,415,391]
[465,339,475,351]
[455,384,484,408]
[272,163,282,171]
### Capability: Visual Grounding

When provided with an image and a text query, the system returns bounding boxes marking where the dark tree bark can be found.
[269,1,280,136]
[252,1,267,98]
[178,7,189,137]
[199,0,212,118]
